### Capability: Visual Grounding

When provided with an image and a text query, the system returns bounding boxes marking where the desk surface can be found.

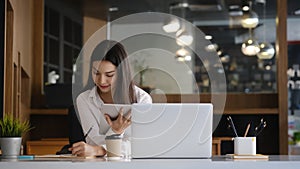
[1,155,300,169]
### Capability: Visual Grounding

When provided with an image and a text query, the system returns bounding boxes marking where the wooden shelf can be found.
[151,93,278,109]
[30,108,277,115]
[212,137,233,155]
[30,109,68,115]
[223,108,278,115]
[26,139,69,155]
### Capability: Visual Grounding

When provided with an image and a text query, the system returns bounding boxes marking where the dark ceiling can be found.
[63,0,299,45]
[81,0,300,21]
[76,0,299,45]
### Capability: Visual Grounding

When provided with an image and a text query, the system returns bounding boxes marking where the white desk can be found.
[1,156,300,169]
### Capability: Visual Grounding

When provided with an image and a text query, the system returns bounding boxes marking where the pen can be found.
[84,125,94,139]
[254,119,266,136]
[255,118,264,132]
[227,116,238,137]
[244,123,251,137]
[255,121,266,136]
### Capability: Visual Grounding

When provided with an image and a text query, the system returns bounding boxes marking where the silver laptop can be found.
[131,103,213,158]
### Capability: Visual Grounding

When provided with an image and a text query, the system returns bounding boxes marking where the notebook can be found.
[131,103,213,158]
[226,154,269,160]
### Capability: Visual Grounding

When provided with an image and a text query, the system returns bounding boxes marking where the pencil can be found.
[244,123,251,137]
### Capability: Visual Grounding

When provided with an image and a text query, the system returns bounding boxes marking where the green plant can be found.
[0,115,33,137]
[294,131,300,145]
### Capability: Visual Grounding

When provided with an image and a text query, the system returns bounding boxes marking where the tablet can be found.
[100,104,131,119]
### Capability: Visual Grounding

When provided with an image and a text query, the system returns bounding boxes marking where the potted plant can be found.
[0,115,32,158]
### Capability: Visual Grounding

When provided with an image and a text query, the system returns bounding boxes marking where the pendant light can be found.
[175,3,193,46]
[241,10,259,28]
[257,0,275,59]
[176,47,191,62]
[241,1,259,29]
[220,53,230,63]
[257,42,275,59]
[162,4,181,33]
[176,29,193,46]
[241,28,260,56]
[163,17,180,33]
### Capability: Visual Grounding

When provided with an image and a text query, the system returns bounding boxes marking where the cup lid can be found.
[105,134,123,140]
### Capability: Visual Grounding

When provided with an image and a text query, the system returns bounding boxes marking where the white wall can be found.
[110,22,196,94]
[287,18,300,41]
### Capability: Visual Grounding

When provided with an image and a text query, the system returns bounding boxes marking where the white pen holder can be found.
[234,137,256,155]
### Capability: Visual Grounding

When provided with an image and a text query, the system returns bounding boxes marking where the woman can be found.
[69,40,152,156]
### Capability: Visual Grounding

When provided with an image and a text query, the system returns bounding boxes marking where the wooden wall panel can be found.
[276,0,288,155]
[151,93,278,109]
[3,0,37,144]
[0,0,4,116]
[5,0,35,117]
[31,0,44,108]
[4,0,14,116]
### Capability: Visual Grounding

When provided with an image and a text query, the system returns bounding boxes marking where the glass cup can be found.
[122,136,132,160]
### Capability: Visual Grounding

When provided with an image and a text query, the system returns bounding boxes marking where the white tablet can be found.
[100,104,131,119]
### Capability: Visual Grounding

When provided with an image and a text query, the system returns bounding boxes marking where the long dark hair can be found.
[84,40,136,104]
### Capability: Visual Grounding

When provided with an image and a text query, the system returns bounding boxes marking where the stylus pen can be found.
[227,116,238,137]
[84,125,94,139]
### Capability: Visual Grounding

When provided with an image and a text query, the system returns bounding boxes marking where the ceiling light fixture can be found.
[229,5,243,16]
[184,55,192,61]
[108,7,119,12]
[241,28,260,56]
[241,10,259,28]
[220,53,230,63]
[241,36,260,56]
[241,1,259,28]
[257,42,275,59]
[176,48,189,56]
[162,17,181,33]
[205,35,213,40]
[176,29,193,46]
[176,48,191,62]
[162,3,181,33]
[240,1,261,56]
[242,5,250,11]
[179,2,189,8]
[205,43,218,52]
[217,49,223,56]
[164,2,194,47]
[257,0,275,59]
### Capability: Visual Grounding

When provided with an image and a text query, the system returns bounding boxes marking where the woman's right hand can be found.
[69,141,106,157]
[104,108,131,134]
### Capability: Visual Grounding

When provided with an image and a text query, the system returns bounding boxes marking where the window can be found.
[44,2,82,84]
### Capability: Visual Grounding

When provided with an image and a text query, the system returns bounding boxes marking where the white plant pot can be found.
[0,137,22,158]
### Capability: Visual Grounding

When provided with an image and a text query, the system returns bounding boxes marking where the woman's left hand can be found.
[104,108,131,134]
